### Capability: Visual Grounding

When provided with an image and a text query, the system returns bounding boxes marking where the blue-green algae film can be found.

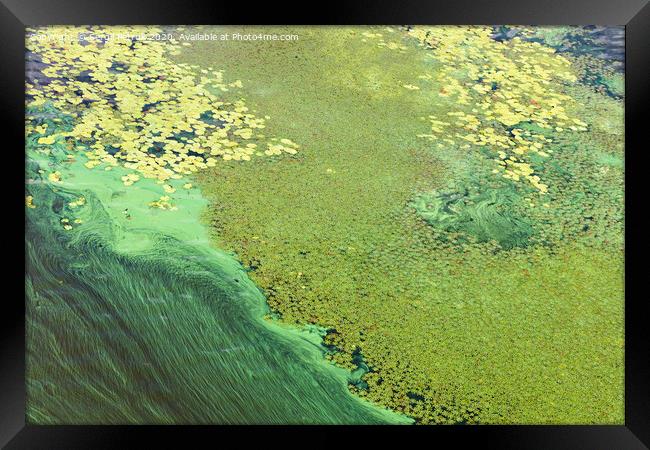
[25,26,624,424]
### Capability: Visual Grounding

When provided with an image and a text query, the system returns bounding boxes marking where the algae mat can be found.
[25,26,624,424]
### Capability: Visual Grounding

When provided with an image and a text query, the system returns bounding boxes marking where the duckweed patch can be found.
[188,26,623,424]
[495,26,625,98]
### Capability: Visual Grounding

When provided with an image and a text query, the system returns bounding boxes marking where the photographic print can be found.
[24,25,624,425]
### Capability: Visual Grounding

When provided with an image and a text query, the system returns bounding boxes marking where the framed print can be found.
[2,0,649,447]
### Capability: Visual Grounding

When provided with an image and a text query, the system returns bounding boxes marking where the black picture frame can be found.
[3,0,648,447]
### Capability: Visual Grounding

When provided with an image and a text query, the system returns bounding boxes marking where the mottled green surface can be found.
[26,26,624,425]
[184,27,624,423]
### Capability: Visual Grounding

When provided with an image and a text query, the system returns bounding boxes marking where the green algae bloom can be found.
[26,25,624,425]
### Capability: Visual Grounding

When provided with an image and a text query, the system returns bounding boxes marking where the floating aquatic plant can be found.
[26,26,299,200]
